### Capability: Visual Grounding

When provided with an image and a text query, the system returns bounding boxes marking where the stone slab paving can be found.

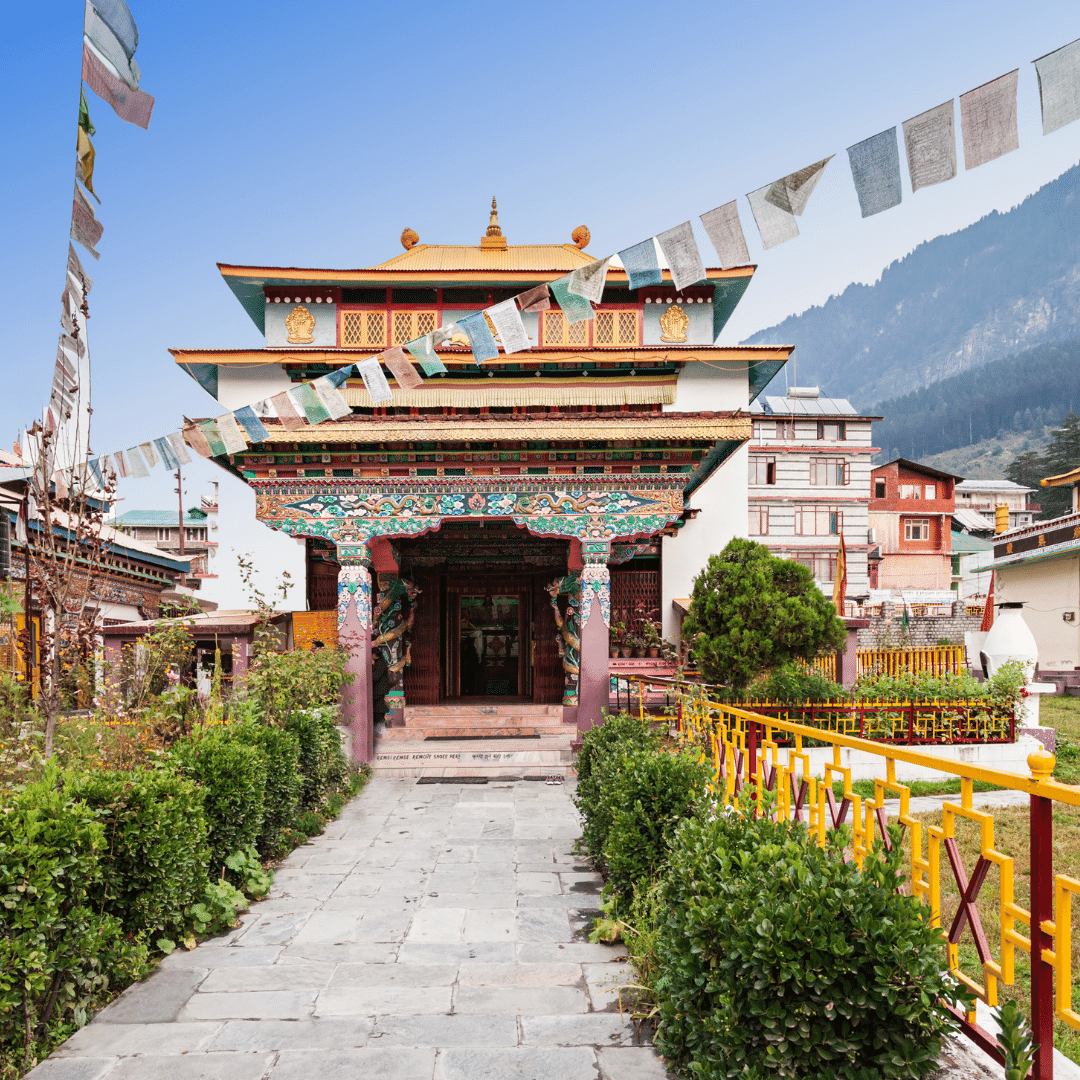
[28,777,670,1080]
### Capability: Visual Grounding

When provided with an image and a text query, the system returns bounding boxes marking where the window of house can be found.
[904,518,931,541]
[542,310,588,346]
[156,528,172,541]
[594,309,639,346]
[749,456,776,485]
[874,479,886,498]
[340,309,387,348]
[776,420,795,440]
[792,553,837,581]
[751,420,772,439]
[794,506,843,535]
[817,420,846,440]
[899,484,922,499]
[391,310,437,345]
[749,507,769,535]
[810,458,847,486]
[924,484,936,499]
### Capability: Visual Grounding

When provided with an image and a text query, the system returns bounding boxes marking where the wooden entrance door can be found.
[446,577,530,698]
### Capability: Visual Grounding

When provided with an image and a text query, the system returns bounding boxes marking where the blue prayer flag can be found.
[234,406,270,444]
[847,128,902,218]
[406,338,447,376]
[549,276,594,324]
[155,436,179,470]
[618,240,662,290]
[459,312,499,365]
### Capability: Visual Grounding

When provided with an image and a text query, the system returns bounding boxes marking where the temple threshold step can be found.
[383,726,570,740]
[424,733,541,741]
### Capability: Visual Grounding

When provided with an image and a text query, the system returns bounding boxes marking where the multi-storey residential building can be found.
[748,389,878,602]
[869,459,960,591]
[954,478,1036,532]
[112,489,219,588]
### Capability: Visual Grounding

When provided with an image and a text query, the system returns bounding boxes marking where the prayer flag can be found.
[84,1,140,89]
[406,336,447,375]
[459,312,499,364]
[82,40,153,129]
[432,325,458,349]
[656,223,707,290]
[322,364,354,389]
[199,420,228,457]
[311,377,352,420]
[91,0,138,61]
[182,424,213,459]
[99,454,116,480]
[290,384,331,425]
[88,458,103,487]
[515,283,550,313]
[216,413,247,454]
[126,446,149,477]
[79,87,96,135]
[700,202,750,269]
[902,100,956,191]
[383,347,424,389]
[52,470,69,500]
[1034,38,1080,135]
[746,185,799,249]
[71,183,103,259]
[764,157,833,216]
[960,70,1019,170]
[568,257,611,303]
[67,243,93,296]
[618,240,662,291]
[234,405,270,443]
[847,128,902,218]
[165,432,191,466]
[114,450,130,478]
[485,299,530,354]
[270,391,307,431]
[76,126,99,202]
[357,357,393,404]
[139,441,158,467]
[549,275,594,324]
[154,436,178,469]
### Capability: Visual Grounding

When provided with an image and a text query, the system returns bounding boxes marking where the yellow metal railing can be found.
[674,690,1078,1078]
[857,645,965,678]
[796,654,838,681]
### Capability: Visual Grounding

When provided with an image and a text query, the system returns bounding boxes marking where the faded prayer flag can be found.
[66,243,93,296]
[903,101,956,191]
[1035,39,1080,135]
[91,0,139,61]
[216,413,247,454]
[515,283,550,313]
[568,258,611,303]
[485,300,531,354]
[432,325,458,349]
[99,454,116,480]
[764,157,833,216]
[406,336,447,375]
[357,357,393,404]
[114,450,130,478]
[71,183,103,259]
[139,441,158,467]
[199,420,228,457]
[549,275,594,324]
[700,202,750,270]
[271,392,307,431]
[459,312,499,364]
[312,376,352,419]
[290,384,332,426]
[76,127,99,202]
[182,425,213,460]
[126,446,149,477]
[847,128,902,218]
[618,240,662,290]
[960,70,1019,170]
[383,348,424,390]
[155,437,178,470]
[234,406,270,444]
[165,432,191,466]
[82,41,153,129]
[79,87,96,135]
[656,223,707,290]
[322,364,354,389]
[84,1,141,89]
[746,185,800,249]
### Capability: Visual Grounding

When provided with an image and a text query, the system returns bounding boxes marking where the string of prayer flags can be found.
[76,126,99,203]
[960,70,1019,170]
[1034,38,1080,135]
[567,257,611,303]
[82,38,153,129]
[199,420,228,457]
[746,185,800,249]
[216,414,247,455]
[66,243,93,297]
[700,202,750,269]
[270,391,306,431]
[549,275,594,324]
[764,157,832,216]
[847,127,902,218]
[618,240,662,290]
[383,347,424,390]
[234,406,270,444]
[290,384,331,426]
[164,432,190,467]
[902,100,956,191]
[656,223,706,290]
[84,1,141,91]
[182,424,213,459]
[71,183,103,259]
[79,88,96,136]
[88,458,103,488]
[311,375,352,418]
[357,357,393,404]
[515,283,550,313]
[458,312,499,364]
[485,299,531,354]
[406,336,448,376]
[126,446,149,477]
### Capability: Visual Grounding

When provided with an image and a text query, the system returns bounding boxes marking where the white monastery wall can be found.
[996,554,1080,671]
[664,361,746,412]
[216,365,294,410]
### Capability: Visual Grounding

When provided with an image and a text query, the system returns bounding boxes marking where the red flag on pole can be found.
[832,533,848,615]
[980,572,995,632]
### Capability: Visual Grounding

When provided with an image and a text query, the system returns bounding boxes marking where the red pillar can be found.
[576,542,611,733]
[336,543,373,764]
[1029,790,1055,1080]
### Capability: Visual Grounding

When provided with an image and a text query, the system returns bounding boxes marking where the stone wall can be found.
[855,605,982,651]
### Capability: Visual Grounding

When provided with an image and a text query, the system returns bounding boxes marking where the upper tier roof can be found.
[371,243,596,273]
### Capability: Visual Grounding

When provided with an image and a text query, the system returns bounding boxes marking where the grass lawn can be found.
[1041,695,1080,785]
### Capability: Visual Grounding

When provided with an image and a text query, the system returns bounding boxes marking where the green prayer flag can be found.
[79,88,95,135]
[549,275,594,324]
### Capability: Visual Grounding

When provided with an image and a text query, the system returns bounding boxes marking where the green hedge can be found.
[238,722,301,858]
[287,707,348,813]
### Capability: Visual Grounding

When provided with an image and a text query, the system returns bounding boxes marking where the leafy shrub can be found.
[600,748,711,903]
[656,807,966,1079]
[0,776,148,1073]
[287,707,348,813]
[184,878,248,941]
[66,768,210,940]
[244,647,350,727]
[854,659,1026,709]
[236,720,301,858]
[572,711,659,862]
[225,845,273,899]
[739,662,844,704]
[169,726,267,872]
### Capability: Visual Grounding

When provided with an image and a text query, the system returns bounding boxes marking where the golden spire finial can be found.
[486,197,502,238]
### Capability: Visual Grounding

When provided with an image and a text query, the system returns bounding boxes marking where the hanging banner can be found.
[902,100,956,191]
[356,357,393,404]
[198,420,228,457]
[126,445,149,477]
[234,405,270,443]
[84,0,141,90]
[82,40,153,129]
[515,283,550,313]
[458,312,499,364]
[746,185,800,249]
[1034,38,1080,135]
[567,257,611,303]
[764,157,833,216]
[960,70,1019,170]
[138,440,158,467]
[656,222,706,290]
[70,183,103,259]
[618,240,662,290]
[549,275,594,324]
[311,375,352,418]
[289,384,331,426]
[847,127,902,218]
[76,127,99,202]
[700,202,751,270]
[182,424,213,459]
[383,347,424,389]
[113,449,130,478]
[270,391,306,431]
[406,336,447,375]
[485,299,531,354]
[216,413,247,454]
[165,432,191,466]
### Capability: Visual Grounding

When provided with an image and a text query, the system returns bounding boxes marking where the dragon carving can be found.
[545,573,581,706]
[373,574,420,683]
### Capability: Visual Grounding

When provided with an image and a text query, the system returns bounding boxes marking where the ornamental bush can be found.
[235,721,301,858]
[655,808,966,1079]
[67,768,210,941]
[287,707,348,813]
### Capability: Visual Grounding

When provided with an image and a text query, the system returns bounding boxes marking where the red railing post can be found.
[1030,790,1055,1080]
[908,701,915,745]
[748,718,758,787]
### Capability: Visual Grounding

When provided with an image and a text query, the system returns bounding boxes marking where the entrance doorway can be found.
[446,579,529,699]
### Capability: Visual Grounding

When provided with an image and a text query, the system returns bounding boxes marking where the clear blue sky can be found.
[2,0,1079,517]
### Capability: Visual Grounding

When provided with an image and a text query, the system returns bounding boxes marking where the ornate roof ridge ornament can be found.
[400,227,419,250]
[572,225,590,249]
[481,197,507,249]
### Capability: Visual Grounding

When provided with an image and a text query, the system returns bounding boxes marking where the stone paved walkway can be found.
[30,777,669,1080]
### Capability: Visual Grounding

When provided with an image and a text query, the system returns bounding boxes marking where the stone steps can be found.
[380,726,571,741]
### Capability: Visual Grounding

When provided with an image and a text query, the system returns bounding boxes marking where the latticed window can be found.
[340,310,386,347]
[594,310,639,347]
[542,311,590,347]
[390,310,437,345]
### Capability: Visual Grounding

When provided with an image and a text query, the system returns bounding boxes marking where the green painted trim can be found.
[179,363,219,400]
[683,438,744,500]
[747,359,786,404]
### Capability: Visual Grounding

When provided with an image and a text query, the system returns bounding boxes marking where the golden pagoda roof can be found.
[369,243,596,273]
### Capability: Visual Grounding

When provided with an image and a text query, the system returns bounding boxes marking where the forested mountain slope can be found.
[744,163,1080,408]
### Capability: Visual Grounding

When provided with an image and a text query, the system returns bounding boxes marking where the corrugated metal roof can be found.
[953,507,994,532]
[372,244,596,272]
[955,479,1033,493]
[113,509,209,526]
[951,528,993,552]
[753,395,859,416]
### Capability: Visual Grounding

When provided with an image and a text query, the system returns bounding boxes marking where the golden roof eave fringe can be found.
[342,380,676,409]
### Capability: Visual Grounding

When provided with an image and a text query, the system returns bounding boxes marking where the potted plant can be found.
[643,620,662,658]
[609,620,626,659]
[627,632,646,658]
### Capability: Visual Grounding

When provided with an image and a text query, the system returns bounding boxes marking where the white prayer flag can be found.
[166,431,192,466]
[357,357,393,404]
[747,186,800,249]
[312,376,352,419]
[139,441,158,467]
[1034,38,1080,136]
[700,202,750,270]
[960,70,1019,170]
[114,450,131,478]
[216,413,248,454]
[567,258,611,303]
[656,223,706,290]
[903,101,956,191]
[126,446,149,477]
[764,157,833,216]
[485,299,531,354]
